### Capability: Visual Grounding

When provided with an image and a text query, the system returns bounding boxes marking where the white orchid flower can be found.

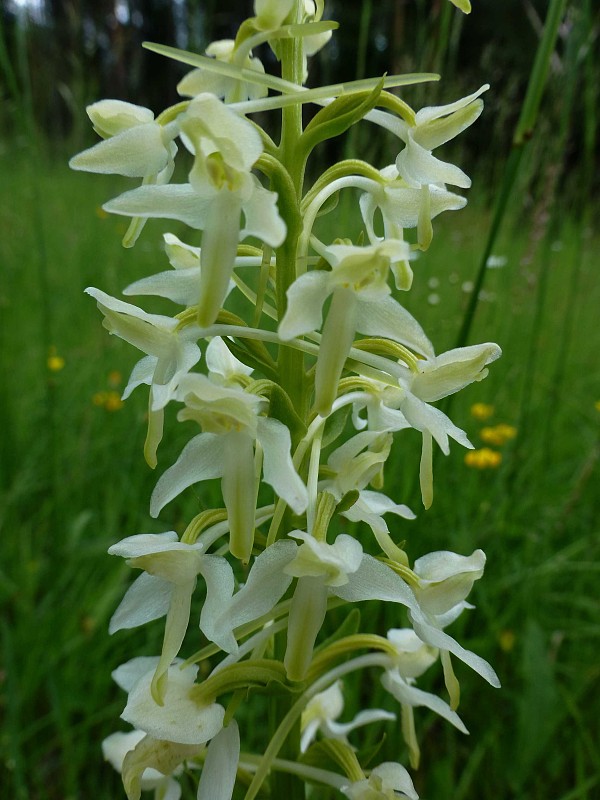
[283,531,364,680]
[108,660,218,800]
[300,680,395,753]
[359,164,467,250]
[70,100,178,246]
[394,85,488,248]
[108,533,231,704]
[70,100,177,180]
[113,658,225,746]
[279,239,433,414]
[341,762,419,800]
[281,535,493,693]
[150,341,307,562]
[406,550,500,704]
[177,40,268,103]
[85,287,201,467]
[352,342,501,507]
[320,431,415,558]
[104,94,286,327]
[102,729,183,800]
[380,628,467,768]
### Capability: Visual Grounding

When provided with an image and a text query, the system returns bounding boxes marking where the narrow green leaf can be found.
[298,78,385,157]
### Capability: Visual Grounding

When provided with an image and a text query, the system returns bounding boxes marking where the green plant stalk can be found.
[453,0,568,353]
[270,9,307,798]
[276,28,308,427]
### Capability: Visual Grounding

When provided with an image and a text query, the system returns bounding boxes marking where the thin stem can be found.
[244,653,391,800]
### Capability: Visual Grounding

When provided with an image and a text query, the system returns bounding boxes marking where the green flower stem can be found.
[244,653,392,800]
[271,13,309,798]
[240,754,347,791]
[301,158,384,211]
[307,633,397,680]
[276,32,308,427]
[191,660,288,706]
[298,176,381,270]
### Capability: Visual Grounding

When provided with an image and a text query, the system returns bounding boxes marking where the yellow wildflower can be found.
[498,630,515,652]
[47,346,65,372]
[104,391,124,412]
[108,370,123,388]
[480,424,517,446]
[93,390,124,411]
[470,402,494,421]
[464,448,502,469]
[595,400,600,412]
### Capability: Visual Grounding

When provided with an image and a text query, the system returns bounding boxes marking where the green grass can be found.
[0,143,599,800]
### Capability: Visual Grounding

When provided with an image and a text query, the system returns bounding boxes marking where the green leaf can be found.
[336,489,360,514]
[266,382,308,439]
[321,405,350,448]
[298,77,385,158]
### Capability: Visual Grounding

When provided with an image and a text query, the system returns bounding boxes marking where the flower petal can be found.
[241,180,286,247]
[333,555,420,616]
[197,721,240,800]
[124,267,202,307]
[86,99,155,137]
[109,572,173,634]
[355,296,434,358]
[381,670,468,733]
[278,271,331,340]
[256,418,308,514]
[122,664,225,745]
[204,540,297,653]
[397,137,471,188]
[409,607,500,687]
[69,122,170,178]
[104,184,213,229]
[150,434,227,517]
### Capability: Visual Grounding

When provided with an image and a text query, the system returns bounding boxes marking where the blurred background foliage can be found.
[1,0,599,193]
[1,1,600,799]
